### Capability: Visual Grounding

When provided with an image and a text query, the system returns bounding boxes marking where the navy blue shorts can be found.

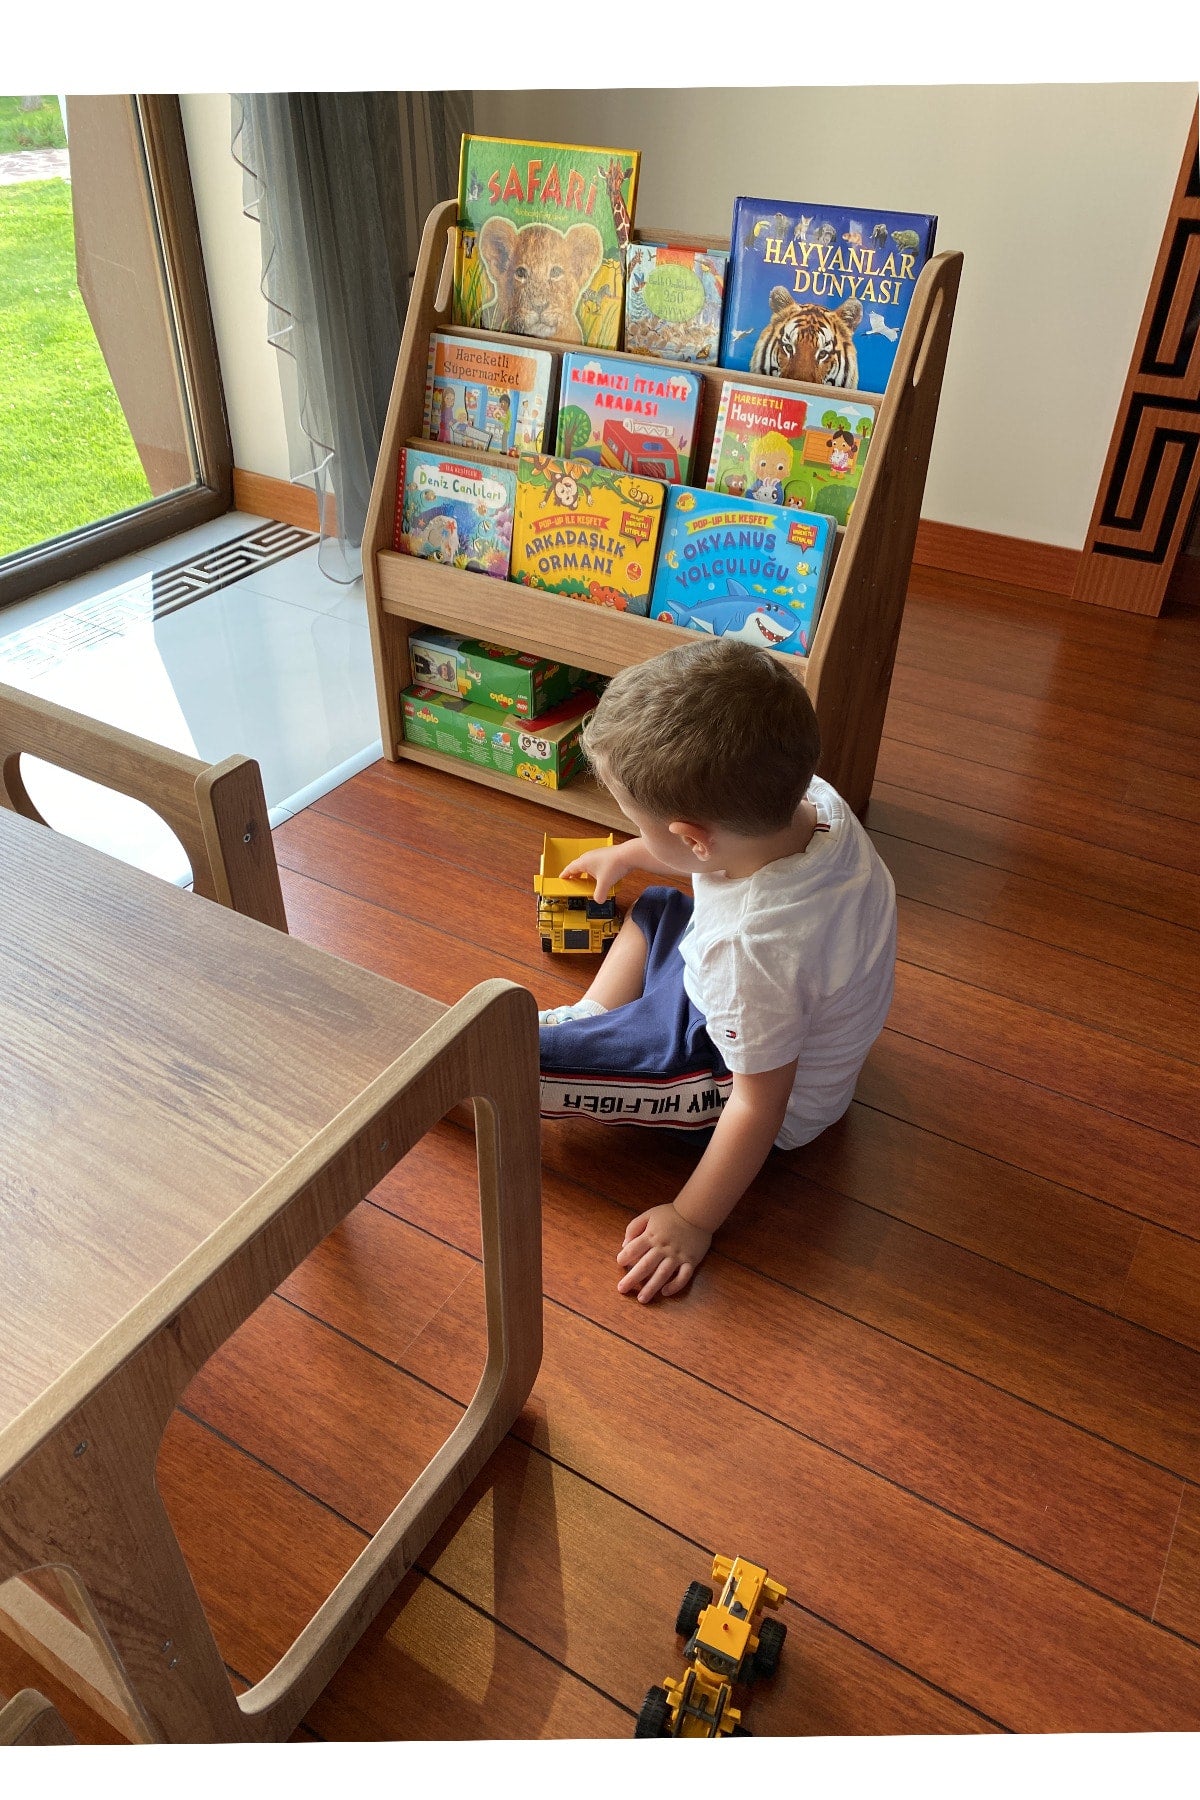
[539,886,732,1131]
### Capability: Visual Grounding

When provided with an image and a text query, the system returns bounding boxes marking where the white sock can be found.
[538,998,609,1027]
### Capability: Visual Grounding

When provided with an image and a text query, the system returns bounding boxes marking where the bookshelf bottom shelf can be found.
[395,742,627,830]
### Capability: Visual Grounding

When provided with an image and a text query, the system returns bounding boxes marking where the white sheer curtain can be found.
[232,91,471,579]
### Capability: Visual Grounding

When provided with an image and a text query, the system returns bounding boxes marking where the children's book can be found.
[423,334,555,458]
[556,352,702,483]
[623,242,728,363]
[707,381,876,528]
[510,455,664,615]
[453,135,640,350]
[719,197,937,394]
[648,487,836,657]
[394,446,516,579]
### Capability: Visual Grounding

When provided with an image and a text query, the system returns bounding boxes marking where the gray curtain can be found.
[232,91,471,576]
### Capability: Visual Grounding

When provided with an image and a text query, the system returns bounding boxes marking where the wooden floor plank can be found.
[1155,1487,1200,1640]
[308,1568,631,1740]
[876,739,1200,879]
[1120,1226,1200,1354]
[400,1271,1200,1734]
[896,896,1200,1067]
[887,658,1200,784]
[874,830,1200,998]
[410,1434,999,1736]
[158,1411,366,1691]
[178,1296,465,1536]
[372,1126,1185,1609]
[867,788,1200,933]
[888,962,1200,1142]
[857,1033,1200,1238]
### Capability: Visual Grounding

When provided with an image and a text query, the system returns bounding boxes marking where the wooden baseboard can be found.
[912,519,1080,597]
[233,469,323,534]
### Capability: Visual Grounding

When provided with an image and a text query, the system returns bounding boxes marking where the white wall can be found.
[476,85,1198,549]
[179,93,294,484]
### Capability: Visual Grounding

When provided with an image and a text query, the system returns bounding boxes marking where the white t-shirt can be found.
[679,775,897,1149]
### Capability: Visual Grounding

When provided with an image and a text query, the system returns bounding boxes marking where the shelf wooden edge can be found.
[395,742,628,830]
[377,552,812,685]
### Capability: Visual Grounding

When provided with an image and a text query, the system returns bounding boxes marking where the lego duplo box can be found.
[408,627,584,719]
[400,685,596,789]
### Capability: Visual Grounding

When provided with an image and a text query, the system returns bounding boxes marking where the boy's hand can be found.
[560,841,634,904]
[616,1203,712,1303]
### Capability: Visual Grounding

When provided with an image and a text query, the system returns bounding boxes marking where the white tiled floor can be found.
[0,512,382,886]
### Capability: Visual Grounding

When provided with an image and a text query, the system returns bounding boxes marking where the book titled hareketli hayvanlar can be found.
[454,135,640,349]
[719,197,936,395]
[707,380,876,528]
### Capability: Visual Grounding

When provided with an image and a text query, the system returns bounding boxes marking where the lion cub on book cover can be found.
[479,216,602,344]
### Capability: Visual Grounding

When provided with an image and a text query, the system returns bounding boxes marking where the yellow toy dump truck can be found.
[534,834,622,954]
[635,1554,788,1738]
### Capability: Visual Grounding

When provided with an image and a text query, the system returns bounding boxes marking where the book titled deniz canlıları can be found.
[423,333,554,458]
[394,447,516,579]
[707,380,876,528]
[453,135,640,349]
[719,197,937,394]
[649,487,836,657]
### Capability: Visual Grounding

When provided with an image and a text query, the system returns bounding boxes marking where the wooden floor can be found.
[6,567,1200,1740]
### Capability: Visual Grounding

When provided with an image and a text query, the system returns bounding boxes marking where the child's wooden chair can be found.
[0,680,287,932]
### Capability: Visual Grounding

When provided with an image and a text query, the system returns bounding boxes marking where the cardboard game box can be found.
[407,627,584,719]
[400,685,595,789]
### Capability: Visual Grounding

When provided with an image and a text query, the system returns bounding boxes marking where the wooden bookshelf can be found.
[363,198,962,823]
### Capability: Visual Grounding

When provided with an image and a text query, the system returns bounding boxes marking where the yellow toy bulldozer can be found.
[635,1554,788,1738]
[534,834,622,954]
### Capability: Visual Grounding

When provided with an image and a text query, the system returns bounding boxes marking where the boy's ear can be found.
[669,819,715,859]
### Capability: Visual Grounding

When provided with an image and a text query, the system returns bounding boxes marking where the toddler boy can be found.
[538,637,897,1304]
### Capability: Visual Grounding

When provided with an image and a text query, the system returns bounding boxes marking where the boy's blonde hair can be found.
[583,638,821,835]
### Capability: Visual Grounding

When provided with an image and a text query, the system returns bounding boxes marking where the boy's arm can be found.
[561,835,680,903]
[616,1059,798,1304]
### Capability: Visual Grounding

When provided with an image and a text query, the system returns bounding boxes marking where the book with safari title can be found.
[510,455,664,615]
[453,135,640,350]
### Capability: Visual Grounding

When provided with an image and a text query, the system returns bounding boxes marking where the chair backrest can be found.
[0,681,288,932]
[0,1688,77,1746]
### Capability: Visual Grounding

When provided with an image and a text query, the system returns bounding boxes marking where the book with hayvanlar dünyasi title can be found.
[719,196,936,394]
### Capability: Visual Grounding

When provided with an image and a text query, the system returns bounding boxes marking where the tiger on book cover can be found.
[750,289,863,390]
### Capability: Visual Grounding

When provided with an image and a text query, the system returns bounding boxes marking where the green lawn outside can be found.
[0,95,67,154]
[0,178,153,559]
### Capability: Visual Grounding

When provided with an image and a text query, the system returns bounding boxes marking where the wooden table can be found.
[0,809,542,1742]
